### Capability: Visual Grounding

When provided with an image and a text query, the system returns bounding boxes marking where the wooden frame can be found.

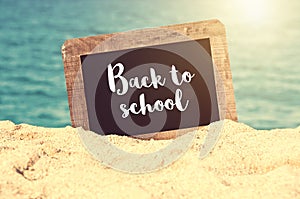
[61,19,237,139]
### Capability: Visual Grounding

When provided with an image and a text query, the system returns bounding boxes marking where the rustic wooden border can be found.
[61,19,238,139]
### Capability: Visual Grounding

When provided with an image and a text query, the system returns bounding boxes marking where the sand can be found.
[0,119,299,199]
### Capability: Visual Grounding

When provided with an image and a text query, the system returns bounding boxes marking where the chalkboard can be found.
[62,19,238,139]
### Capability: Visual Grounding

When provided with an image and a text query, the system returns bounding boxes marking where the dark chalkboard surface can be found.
[80,39,219,136]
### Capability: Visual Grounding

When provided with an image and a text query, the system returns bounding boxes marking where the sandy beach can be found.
[0,119,299,198]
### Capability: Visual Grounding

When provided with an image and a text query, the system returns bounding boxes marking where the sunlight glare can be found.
[237,0,268,22]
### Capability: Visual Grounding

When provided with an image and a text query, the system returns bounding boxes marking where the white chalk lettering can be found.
[108,63,166,96]
[120,89,189,118]
[169,65,195,85]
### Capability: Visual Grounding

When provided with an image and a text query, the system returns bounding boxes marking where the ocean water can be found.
[0,0,299,129]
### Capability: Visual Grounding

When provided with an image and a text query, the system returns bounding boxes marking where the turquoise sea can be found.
[0,0,299,129]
